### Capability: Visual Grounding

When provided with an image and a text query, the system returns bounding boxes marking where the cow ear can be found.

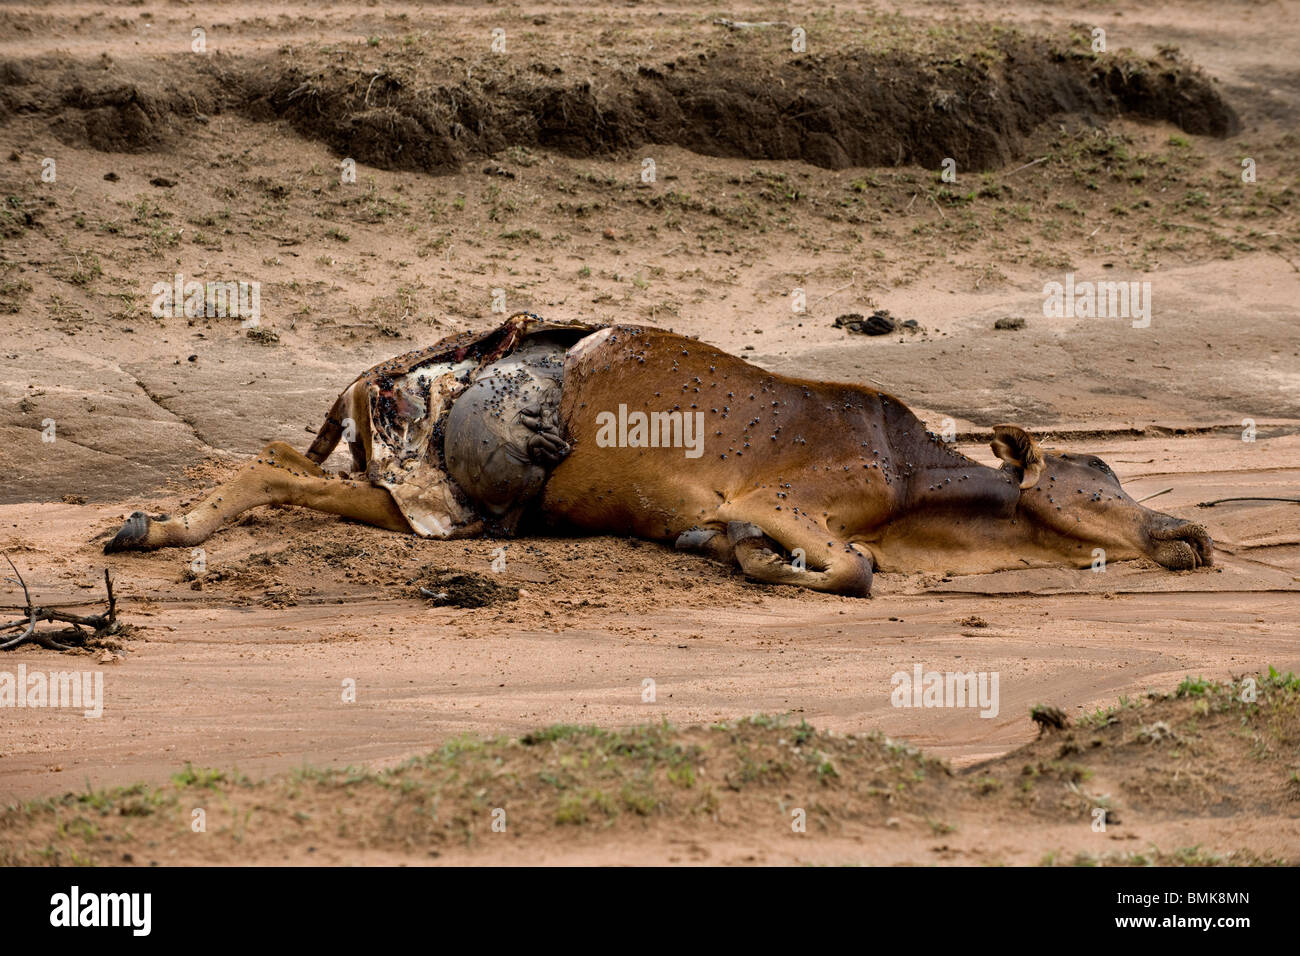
[991,424,1045,490]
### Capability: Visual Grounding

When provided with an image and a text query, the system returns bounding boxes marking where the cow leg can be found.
[673,525,736,563]
[717,505,873,596]
[104,442,414,552]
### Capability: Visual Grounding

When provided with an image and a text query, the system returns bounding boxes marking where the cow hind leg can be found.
[722,517,873,597]
[104,442,411,552]
[674,525,736,564]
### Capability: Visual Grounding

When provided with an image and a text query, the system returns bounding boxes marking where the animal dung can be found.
[413,570,519,608]
[834,310,919,336]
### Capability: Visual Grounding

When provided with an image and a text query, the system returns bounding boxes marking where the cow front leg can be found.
[104,442,413,552]
[722,518,873,597]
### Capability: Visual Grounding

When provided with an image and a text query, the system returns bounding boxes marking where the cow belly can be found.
[443,340,568,527]
[543,329,739,540]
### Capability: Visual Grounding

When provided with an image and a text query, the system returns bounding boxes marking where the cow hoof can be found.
[104,511,154,553]
[726,521,766,545]
[675,527,719,551]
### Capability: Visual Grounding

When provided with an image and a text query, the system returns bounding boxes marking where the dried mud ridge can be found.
[3,671,1295,866]
[0,33,1238,174]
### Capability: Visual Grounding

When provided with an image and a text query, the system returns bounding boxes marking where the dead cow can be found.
[105,314,1214,596]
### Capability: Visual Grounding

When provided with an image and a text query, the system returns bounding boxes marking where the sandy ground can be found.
[1,0,1298,864]
[4,432,1297,816]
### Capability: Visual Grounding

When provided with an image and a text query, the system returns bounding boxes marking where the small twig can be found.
[809,272,856,311]
[713,18,792,29]
[4,553,32,608]
[1268,248,1300,273]
[1006,156,1047,176]
[364,70,385,107]
[0,559,37,650]
[1,555,39,649]
[1197,496,1300,508]
[1136,487,1173,503]
[0,620,35,650]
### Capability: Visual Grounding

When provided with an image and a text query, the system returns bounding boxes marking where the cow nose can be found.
[1149,520,1215,570]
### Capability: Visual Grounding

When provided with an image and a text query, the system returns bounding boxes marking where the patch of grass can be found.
[1176,675,1214,698]
[520,724,606,746]
[5,670,1297,865]
[171,764,228,790]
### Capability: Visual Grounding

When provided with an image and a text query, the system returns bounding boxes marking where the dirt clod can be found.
[413,569,519,608]
[835,310,903,335]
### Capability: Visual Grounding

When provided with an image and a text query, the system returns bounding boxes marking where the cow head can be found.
[991,425,1214,570]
